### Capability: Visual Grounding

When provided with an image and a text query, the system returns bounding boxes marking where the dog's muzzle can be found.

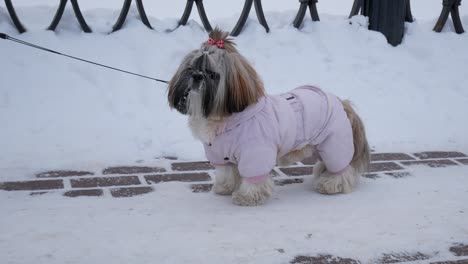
[175,87,191,114]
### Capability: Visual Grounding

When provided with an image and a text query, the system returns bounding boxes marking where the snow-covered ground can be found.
[1,166,468,263]
[1,2,468,263]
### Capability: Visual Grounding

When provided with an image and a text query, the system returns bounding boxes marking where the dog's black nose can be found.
[192,73,204,82]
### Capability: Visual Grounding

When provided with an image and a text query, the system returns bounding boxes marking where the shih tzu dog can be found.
[168,28,370,206]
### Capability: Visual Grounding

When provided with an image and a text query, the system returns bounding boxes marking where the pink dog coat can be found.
[203,86,354,183]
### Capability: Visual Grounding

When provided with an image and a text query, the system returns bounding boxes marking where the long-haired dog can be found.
[168,28,370,206]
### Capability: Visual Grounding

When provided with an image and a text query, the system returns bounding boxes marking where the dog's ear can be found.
[224,53,265,114]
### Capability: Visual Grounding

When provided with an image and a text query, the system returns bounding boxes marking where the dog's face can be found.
[168,29,265,119]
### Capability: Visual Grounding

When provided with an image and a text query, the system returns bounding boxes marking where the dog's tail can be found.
[342,100,370,174]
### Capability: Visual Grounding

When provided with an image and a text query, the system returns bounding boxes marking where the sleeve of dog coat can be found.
[203,144,228,166]
[235,142,277,182]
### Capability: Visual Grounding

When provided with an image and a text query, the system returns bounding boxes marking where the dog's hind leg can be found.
[213,165,241,195]
[311,99,369,194]
[312,162,359,194]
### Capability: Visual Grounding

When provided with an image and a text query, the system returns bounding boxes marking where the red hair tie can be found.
[207,38,224,49]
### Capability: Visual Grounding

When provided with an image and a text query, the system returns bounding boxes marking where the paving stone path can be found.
[1,150,468,263]
[2,151,467,197]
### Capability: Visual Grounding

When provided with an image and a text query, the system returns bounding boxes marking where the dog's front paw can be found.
[231,178,273,206]
[213,165,240,195]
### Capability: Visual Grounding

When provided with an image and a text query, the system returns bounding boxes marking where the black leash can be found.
[0,32,169,84]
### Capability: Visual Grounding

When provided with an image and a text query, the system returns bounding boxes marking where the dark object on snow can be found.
[230,0,269,36]
[349,0,413,46]
[293,0,320,29]
[349,0,413,22]
[434,0,464,34]
[112,0,153,32]
[3,0,26,33]
[368,0,409,46]
[48,0,92,33]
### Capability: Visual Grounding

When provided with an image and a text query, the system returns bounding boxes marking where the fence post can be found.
[176,0,213,32]
[4,0,26,33]
[433,0,464,34]
[293,0,320,29]
[47,0,92,32]
[112,0,153,32]
[231,0,269,36]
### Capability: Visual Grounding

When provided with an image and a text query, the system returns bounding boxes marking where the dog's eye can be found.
[206,71,220,81]
[192,73,204,82]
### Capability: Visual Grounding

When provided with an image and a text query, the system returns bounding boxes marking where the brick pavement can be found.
[1,150,467,263]
[2,150,466,198]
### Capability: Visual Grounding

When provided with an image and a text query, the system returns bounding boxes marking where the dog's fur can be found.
[168,28,370,206]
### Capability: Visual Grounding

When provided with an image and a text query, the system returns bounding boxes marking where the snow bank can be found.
[0,3,467,178]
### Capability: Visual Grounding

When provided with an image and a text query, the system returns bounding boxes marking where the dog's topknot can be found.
[205,27,237,53]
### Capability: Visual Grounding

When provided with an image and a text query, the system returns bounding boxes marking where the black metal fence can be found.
[1,0,465,40]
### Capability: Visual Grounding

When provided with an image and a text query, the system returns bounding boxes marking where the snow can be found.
[1,166,468,263]
[1,2,468,178]
[1,2,468,262]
